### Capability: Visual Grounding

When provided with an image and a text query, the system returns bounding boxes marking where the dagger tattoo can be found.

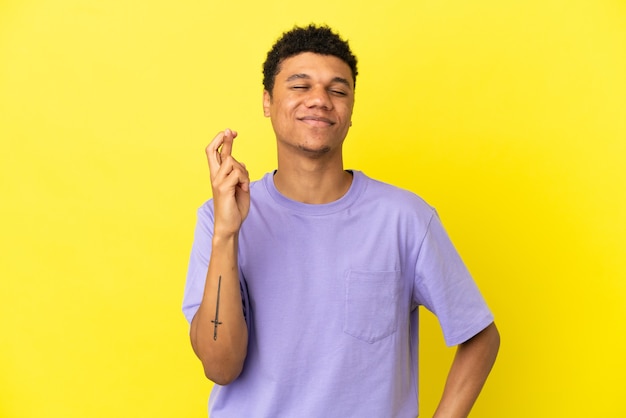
[211,275,223,340]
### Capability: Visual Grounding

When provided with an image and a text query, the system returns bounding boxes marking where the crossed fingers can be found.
[206,129,249,192]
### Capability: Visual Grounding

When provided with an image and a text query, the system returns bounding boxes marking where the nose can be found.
[304,85,333,110]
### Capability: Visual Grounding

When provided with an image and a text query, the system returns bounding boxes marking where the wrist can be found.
[212,231,239,247]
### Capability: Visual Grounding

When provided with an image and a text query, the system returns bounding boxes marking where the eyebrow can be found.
[285,73,352,88]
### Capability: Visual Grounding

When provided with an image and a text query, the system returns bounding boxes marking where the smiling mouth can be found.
[298,116,335,126]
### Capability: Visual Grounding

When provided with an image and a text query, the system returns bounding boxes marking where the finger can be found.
[212,162,250,202]
[216,156,246,181]
[236,161,250,193]
[234,167,250,193]
[219,128,238,161]
[206,131,226,178]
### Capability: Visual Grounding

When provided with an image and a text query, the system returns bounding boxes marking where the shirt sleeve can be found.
[412,211,494,346]
[182,202,215,324]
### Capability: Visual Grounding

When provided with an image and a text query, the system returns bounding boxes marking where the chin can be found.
[297,144,332,157]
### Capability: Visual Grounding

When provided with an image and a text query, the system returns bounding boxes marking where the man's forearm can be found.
[434,322,500,418]
[190,234,248,385]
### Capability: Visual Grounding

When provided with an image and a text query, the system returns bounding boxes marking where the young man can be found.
[183,24,500,417]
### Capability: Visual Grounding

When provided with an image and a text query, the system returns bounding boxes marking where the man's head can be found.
[262,24,358,97]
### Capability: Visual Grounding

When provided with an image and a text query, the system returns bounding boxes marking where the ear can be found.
[263,90,271,117]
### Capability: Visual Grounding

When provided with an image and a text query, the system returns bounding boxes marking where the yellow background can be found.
[1,0,625,416]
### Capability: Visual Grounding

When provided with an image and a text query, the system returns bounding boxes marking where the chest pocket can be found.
[343,270,402,343]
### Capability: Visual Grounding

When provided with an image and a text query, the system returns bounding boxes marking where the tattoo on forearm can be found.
[211,275,223,340]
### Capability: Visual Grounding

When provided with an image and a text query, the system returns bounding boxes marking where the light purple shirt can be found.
[183,171,494,417]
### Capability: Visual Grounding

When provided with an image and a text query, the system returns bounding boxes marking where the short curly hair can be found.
[262,24,358,96]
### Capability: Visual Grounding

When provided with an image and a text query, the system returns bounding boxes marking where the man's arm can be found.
[433,322,500,418]
[189,129,250,385]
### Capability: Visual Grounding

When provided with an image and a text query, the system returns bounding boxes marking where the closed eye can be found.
[329,89,347,96]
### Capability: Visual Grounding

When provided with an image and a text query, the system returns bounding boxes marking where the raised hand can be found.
[205,129,250,238]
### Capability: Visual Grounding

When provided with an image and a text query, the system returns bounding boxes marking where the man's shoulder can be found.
[249,174,268,194]
[357,171,434,213]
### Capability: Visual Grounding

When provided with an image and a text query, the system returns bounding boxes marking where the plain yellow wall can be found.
[1,0,625,417]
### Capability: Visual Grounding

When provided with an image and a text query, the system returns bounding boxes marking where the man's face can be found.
[263,52,355,158]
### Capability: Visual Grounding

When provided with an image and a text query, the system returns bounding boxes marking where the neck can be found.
[274,156,353,204]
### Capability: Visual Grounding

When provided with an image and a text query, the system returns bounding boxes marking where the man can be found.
[183,24,500,417]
